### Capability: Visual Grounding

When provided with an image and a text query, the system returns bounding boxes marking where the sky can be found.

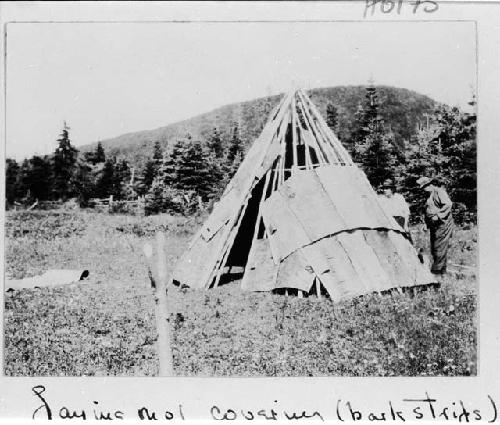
[6,21,476,160]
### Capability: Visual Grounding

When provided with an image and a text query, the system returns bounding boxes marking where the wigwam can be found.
[172,90,435,301]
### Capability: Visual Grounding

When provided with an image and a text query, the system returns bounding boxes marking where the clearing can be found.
[4,210,477,376]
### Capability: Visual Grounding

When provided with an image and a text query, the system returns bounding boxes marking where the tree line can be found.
[6,86,476,223]
[5,122,244,215]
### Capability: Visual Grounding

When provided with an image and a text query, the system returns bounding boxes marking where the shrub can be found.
[109,201,136,215]
[145,186,203,216]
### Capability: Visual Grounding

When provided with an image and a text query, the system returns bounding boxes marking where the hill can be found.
[82,86,438,169]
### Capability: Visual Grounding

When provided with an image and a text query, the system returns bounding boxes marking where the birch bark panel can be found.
[241,238,278,291]
[299,244,344,300]
[351,168,403,231]
[200,186,238,241]
[305,237,362,301]
[334,231,381,295]
[173,225,227,289]
[387,231,436,286]
[361,230,408,289]
[261,191,311,263]
[275,250,316,292]
[340,231,393,293]
[385,231,418,285]
[316,166,398,231]
[278,170,343,242]
[316,167,373,228]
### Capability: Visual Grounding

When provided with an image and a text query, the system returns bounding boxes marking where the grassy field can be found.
[4,210,477,377]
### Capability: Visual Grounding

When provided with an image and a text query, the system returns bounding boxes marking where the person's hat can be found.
[416,176,433,189]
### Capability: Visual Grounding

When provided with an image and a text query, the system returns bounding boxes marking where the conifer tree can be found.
[72,159,95,207]
[355,84,397,189]
[84,142,106,165]
[96,158,115,198]
[138,142,163,195]
[144,175,166,215]
[114,158,132,199]
[52,122,78,200]
[95,142,106,163]
[145,148,183,215]
[163,140,184,187]
[145,134,218,214]
[432,103,477,216]
[152,141,163,168]
[140,160,157,194]
[176,136,214,201]
[28,155,53,201]
[6,159,21,205]
[229,151,242,179]
[208,127,224,158]
[19,159,31,201]
[402,127,436,218]
[358,132,396,188]
[350,102,366,161]
[227,123,243,163]
[115,158,130,184]
[364,85,382,128]
[326,103,339,133]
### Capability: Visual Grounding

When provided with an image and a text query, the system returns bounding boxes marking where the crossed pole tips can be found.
[143,232,174,377]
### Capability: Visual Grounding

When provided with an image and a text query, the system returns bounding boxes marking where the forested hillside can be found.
[308,86,436,153]
[82,86,437,169]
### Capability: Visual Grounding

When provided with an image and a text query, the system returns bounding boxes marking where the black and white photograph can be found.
[3,8,479,382]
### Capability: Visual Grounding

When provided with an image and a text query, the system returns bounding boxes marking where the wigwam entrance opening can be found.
[215,175,267,286]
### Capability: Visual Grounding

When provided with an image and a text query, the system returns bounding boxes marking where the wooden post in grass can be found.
[143,232,174,376]
[315,278,321,299]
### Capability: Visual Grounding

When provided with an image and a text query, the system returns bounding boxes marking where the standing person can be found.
[417,176,454,274]
[378,179,411,238]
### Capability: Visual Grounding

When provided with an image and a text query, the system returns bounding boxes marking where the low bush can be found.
[5,211,87,240]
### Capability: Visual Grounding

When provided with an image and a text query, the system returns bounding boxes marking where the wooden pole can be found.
[316,278,322,299]
[271,158,281,192]
[302,123,312,170]
[155,232,174,376]
[296,93,329,165]
[299,91,339,166]
[143,233,174,376]
[277,136,287,186]
[251,171,272,242]
[295,97,315,169]
[291,95,299,173]
[301,91,352,165]
[130,167,135,185]
[27,199,39,211]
